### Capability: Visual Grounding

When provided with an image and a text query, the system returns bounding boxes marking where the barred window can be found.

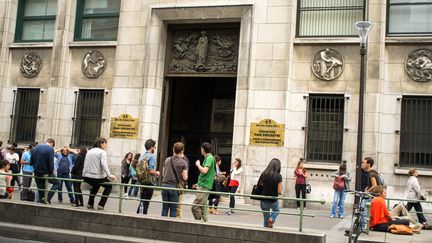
[297,0,365,37]
[400,96,432,168]
[71,90,105,147]
[9,89,41,143]
[388,0,432,36]
[306,94,345,162]
[15,0,57,42]
[74,0,120,41]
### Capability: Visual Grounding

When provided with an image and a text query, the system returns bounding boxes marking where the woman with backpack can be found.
[120,152,133,196]
[257,158,283,228]
[128,153,140,197]
[330,164,351,218]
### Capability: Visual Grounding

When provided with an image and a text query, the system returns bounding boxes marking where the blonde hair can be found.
[372,185,386,196]
[408,168,417,176]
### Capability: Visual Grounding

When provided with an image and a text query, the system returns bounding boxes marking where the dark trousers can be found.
[34,174,60,203]
[10,164,21,187]
[57,173,74,203]
[137,187,154,214]
[229,186,238,209]
[372,218,410,232]
[83,177,112,207]
[407,202,427,224]
[73,181,83,206]
[22,171,33,189]
[209,182,221,207]
[121,176,130,193]
[295,184,307,208]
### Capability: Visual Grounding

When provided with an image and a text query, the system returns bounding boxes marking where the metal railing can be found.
[0,173,326,232]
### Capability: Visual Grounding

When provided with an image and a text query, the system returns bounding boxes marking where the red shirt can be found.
[294,169,306,184]
[229,179,239,187]
[369,196,390,228]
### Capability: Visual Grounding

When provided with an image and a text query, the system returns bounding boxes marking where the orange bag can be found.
[388,224,413,235]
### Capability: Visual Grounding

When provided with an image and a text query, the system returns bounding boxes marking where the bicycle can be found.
[345,190,373,243]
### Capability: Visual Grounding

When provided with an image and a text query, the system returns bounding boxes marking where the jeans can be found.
[83,177,112,207]
[161,184,179,217]
[360,197,371,230]
[295,184,307,208]
[331,190,347,217]
[73,181,83,206]
[128,179,138,197]
[372,218,410,232]
[34,174,61,203]
[407,202,427,224]
[260,200,280,227]
[57,173,74,203]
[191,186,210,222]
[229,186,238,210]
[137,186,153,214]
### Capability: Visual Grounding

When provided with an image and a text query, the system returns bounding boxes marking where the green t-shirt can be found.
[197,153,215,189]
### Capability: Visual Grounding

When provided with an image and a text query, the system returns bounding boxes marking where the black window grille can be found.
[387,0,432,36]
[306,94,345,162]
[296,0,365,37]
[9,88,41,143]
[400,96,432,168]
[71,90,105,147]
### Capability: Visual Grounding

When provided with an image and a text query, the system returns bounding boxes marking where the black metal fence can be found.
[296,0,365,37]
[400,96,432,168]
[9,88,41,144]
[306,94,345,162]
[71,89,105,147]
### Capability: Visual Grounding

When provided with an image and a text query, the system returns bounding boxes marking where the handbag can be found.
[170,157,184,195]
[250,177,263,200]
[215,174,227,183]
[333,176,345,191]
[305,183,311,194]
[222,176,230,187]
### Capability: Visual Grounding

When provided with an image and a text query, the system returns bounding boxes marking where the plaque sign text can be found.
[110,114,139,139]
[250,119,285,147]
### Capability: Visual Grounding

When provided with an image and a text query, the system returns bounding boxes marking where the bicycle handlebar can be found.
[345,190,373,198]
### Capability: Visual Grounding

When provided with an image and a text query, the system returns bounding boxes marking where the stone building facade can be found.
[0,0,431,207]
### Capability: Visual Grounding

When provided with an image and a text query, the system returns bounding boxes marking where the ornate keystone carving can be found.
[167,27,239,75]
[312,48,344,81]
[405,49,432,82]
[82,50,106,79]
[20,52,43,78]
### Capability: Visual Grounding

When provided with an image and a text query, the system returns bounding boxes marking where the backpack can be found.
[370,170,385,186]
[388,224,413,235]
[136,154,152,185]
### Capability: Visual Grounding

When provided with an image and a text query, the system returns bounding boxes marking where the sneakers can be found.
[87,205,94,209]
[226,211,232,215]
[330,215,336,218]
[97,206,104,210]
[267,218,274,228]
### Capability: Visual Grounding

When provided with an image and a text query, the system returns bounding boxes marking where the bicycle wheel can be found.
[348,217,360,243]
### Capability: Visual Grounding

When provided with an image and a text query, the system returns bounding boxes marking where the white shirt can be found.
[6,153,19,164]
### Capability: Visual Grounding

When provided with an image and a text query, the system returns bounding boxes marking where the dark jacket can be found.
[30,144,54,175]
[71,154,85,179]
[121,159,130,178]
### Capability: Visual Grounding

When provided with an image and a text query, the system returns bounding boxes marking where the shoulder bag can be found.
[250,176,263,200]
[170,157,184,195]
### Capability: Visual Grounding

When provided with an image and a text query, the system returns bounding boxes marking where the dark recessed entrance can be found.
[160,77,236,187]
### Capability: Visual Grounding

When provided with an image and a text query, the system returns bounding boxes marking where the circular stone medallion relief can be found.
[312,48,344,81]
[405,49,432,82]
[20,52,43,78]
[82,50,106,79]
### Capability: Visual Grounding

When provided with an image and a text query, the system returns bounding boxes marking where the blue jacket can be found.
[54,153,76,174]
[30,144,55,175]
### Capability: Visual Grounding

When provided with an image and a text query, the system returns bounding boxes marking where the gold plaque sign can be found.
[110,114,139,139]
[250,119,285,147]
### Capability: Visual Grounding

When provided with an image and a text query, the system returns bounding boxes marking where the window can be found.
[399,96,432,168]
[388,0,432,36]
[306,94,345,162]
[71,90,105,147]
[15,0,57,42]
[296,0,365,37]
[9,89,41,143]
[75,0,120,41]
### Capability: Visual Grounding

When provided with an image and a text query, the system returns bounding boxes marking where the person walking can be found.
[6,144,21,189]
[161,142,188,217]
[120,152,133,197]
[330,164,351,218]
[82,138,116,210]
[71,147,87,207]
[54,147,77,204]
[406,168,430,228]
[294,160,307,209]
[20,144,34,200]
[136,139,159,214]
[128,153,140,197]
[258,158,283,228]
[30,138,60,203]
[191,142,215,222]
[208,155,225,215]
[226,158,243,215]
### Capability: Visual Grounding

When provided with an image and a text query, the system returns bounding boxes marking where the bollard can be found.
[44,177,49,204]
[118,184,123,213]
[299,200,304,232]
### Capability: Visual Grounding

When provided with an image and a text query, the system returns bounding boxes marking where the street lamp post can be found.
[354,21,372,203]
